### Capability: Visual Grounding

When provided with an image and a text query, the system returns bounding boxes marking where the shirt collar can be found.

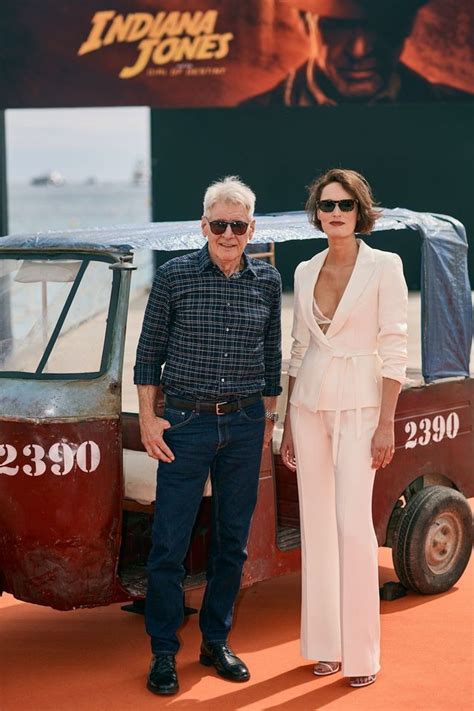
[197,244,257,277]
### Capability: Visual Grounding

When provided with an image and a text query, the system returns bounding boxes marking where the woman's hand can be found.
[371,422,395,470]
[281,423,297,471]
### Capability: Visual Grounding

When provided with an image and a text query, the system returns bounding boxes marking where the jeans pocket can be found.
[164,407,197,432]
[239,401,265,423]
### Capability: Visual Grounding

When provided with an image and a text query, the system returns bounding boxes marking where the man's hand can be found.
[139,414,175,463]
[262,395,278,448]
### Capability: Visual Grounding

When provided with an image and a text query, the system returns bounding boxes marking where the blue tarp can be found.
[1,207,471,381]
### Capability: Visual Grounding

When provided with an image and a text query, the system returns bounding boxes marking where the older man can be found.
[243,0,473,105]
[134,176,282,695]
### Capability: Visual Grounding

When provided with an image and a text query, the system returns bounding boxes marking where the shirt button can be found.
[221,378,225,382]
[225,327,229,332]
[224,353,228,357]
[227,302,230,307]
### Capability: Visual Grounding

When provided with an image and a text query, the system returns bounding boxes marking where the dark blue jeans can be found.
[145,399,265,655]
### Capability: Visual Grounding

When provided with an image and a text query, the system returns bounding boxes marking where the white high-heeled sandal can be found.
[349,674,376,688]
[313,661,341,676]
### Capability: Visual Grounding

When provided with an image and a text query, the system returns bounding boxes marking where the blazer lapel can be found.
[300,248,330,344]
[326,239,376,339]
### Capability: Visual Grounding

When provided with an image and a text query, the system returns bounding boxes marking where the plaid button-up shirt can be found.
[134,245,282,400]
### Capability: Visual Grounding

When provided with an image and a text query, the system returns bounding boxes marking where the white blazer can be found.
[289,239,408,457]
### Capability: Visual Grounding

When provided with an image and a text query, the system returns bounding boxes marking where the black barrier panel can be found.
[150,103,473,290]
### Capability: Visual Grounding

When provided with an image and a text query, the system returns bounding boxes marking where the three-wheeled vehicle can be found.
[0,208,472,611]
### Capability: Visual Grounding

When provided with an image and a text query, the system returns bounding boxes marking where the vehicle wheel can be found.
[392,485,472,594]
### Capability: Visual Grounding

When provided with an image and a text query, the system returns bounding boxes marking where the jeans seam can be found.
[239,401,265,423]
[165,410,198,432]
[201,461,221,639]
[240,412,265,423]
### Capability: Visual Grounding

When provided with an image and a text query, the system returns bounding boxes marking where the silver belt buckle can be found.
[216,401,228,415]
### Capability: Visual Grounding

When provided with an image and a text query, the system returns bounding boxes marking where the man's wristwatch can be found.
[264,410,279,423]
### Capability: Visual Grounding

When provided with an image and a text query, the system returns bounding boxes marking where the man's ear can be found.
[248,219,256,241]
[201,215,208,236]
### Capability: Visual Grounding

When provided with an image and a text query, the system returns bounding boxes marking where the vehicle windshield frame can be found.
[0,250,121,380]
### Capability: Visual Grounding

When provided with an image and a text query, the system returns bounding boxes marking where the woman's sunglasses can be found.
[206,218,249,236]
[317,199,357,213]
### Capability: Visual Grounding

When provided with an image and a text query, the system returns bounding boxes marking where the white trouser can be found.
[290,405,381,677]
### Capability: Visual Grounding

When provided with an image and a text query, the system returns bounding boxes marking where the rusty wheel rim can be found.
[425,512,463,575]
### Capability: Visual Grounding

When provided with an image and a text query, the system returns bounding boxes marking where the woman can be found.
[281,168,408,687]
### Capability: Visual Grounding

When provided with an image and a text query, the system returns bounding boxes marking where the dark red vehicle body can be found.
[0,212,472,609]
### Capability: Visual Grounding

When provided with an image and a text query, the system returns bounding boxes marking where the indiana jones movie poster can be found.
[1,0,473,109]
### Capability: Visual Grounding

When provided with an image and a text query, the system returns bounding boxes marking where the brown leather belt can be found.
[165,393,262,415]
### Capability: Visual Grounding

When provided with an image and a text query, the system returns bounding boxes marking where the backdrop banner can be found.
[2,0,473,108]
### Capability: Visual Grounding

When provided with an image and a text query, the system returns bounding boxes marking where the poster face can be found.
[2,0,473,108]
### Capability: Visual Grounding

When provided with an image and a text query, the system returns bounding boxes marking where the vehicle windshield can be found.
[0,255,115,378]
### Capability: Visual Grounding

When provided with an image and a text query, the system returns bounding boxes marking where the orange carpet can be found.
[0,547,472,711]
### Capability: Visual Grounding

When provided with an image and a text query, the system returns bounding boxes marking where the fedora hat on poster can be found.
[277,0,429,20]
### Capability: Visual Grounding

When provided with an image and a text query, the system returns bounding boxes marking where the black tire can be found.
[392,485,472,594]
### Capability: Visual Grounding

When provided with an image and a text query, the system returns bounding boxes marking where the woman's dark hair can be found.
[306,168,381,234]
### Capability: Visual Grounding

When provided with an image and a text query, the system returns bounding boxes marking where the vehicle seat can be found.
[122,412,157,506]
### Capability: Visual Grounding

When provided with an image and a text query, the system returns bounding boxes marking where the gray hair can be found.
[203,176,256,218]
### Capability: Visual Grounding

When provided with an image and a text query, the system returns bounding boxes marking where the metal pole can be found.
[0,110,12,362]
[0,111,7,235]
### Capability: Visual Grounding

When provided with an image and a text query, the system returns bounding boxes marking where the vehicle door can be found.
[0,250,131,609]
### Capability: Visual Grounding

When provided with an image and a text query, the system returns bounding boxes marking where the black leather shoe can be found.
[199,640,250,682]
[147,654,179,695]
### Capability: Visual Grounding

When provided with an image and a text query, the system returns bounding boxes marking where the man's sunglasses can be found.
[206,218,249,236]
[317,199,357,212]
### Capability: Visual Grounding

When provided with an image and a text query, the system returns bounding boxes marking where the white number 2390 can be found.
[0,441,101,477]
[404,412,460,450]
